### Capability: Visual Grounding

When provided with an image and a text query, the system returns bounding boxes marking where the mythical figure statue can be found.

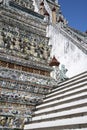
[59,64,68,81]
[0,116,7,126]
[53,64,68,82]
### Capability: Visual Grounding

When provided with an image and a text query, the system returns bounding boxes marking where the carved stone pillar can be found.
[52,7,57,24]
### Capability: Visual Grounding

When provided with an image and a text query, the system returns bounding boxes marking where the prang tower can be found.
[0,0,58,129]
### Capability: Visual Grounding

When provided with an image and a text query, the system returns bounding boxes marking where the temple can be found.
[0,0,87,129]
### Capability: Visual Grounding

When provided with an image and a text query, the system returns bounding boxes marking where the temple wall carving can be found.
[0,60,50,76]
[0,1,54,129]
[12,0,34,11]
[0,22,50,63]
[0,67,56,86]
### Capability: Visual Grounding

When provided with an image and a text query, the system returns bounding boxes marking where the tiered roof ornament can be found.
[52,6,56,12]
[49,56,60,66]
[40,0,44,6]
[58,16,64,23]
[44,10,49,16]
[40,0,49,22]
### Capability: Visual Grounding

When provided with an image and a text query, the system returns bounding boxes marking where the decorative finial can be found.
[49,56,60,66]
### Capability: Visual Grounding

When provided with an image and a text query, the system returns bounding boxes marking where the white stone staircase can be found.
[24,71,87,130]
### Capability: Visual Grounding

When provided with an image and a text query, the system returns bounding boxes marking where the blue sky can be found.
[58,0,87,32]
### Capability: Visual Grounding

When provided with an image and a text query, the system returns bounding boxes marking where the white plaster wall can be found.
[47,25,87,78]
[33,1,87,78]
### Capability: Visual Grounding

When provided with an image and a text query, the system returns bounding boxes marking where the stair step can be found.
[37,84,87,108]
[24,127,87,130]
[36,92,87,110]
[32,106,87,123]
[24,116,87,130]
[33,106,87,120]
[46,77,87,98]
[50,71,87,92]
[35,99,87,115]
[24,72,87,130]
[32,112,87,124]
[43,85,87,104]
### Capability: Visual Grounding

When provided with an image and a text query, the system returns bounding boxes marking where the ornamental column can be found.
[52,6,57,24]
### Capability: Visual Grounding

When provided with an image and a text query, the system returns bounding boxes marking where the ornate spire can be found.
[44,10,49,16]
[49,56,60,66]
[52,6,56,12]
[40,1,44,6]
[58,16,64,23]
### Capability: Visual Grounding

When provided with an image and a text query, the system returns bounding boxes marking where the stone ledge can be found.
[9,1,44,20]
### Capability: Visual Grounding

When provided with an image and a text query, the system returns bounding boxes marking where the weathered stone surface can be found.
[0,1,54,129]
